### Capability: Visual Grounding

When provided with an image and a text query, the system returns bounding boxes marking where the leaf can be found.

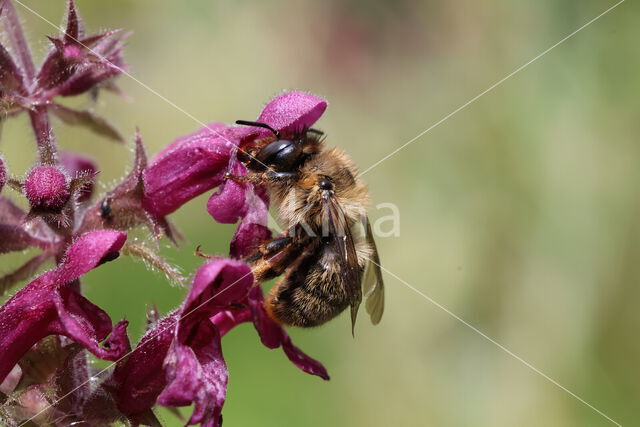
[49,103,124,142]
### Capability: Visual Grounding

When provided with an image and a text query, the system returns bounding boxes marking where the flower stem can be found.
[28,106,58,164]
[1,0,36,83]
[2,1,58,161]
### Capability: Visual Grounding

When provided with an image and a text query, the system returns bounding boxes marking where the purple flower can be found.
[0,230,129,384]
[0,0,125,143]
[2,2,334,420]
[111,257,327,426]
[79,130,179,243]
[37,0,128,100]
[109,92,330,424]
[207,161,272,258]
[143,92,327,218]
[214,286,330,380]
[111,259,252,426]
[142,123,236,218]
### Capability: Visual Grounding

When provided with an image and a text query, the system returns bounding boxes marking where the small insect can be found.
[100,196,112,219]
[227,120,384,332]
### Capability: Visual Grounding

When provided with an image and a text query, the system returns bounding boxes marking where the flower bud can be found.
[25,165,71,211]
[0,157,6,194]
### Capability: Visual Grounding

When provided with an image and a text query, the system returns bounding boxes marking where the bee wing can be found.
[322,194,363,334]
[361,217,384,325]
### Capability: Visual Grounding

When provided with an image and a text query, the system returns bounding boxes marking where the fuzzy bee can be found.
[226,120,384,332]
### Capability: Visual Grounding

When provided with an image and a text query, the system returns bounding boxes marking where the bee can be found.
[226,120,384,332]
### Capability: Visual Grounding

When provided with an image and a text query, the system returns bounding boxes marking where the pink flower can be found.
[2,9,334,420]
[0,230,129,384]
[37,0,128,99]
[111,256,327,426]
[111,259,252,426]
[0,6,336,427]
[0,0,125,143]
[214,286,330,380]
[143,92,327,218]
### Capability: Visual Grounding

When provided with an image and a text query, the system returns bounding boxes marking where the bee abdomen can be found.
[265,282,349,327]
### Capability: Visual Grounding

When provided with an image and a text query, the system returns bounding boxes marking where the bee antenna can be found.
[307,128,324,136]
[235,120,280,138]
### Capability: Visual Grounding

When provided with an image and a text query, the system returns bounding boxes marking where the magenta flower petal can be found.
[51,286,129,359]
[0,230,127,383]
[111,314,175,420]
[159,259,252,426]
[223,184,270,259]
[229,223,271,259]
[280,334,330,380]
[157,319,226,427]
[257,91,327,134]
[207,162,271,258]
[246,287,329,380]
[206,162,248,224]
[143,123,236,217]
[185,258,254,309]
[144,92,327,219]
[113,259,253,425]
[210,309,252,337]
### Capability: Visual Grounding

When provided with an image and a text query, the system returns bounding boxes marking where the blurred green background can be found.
[2,0,639,425]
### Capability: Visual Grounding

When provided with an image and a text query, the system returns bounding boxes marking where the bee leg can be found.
[248,236,311,283]
[244,236,293,263]
[224,171,297,184]
[263,172,298,181]
[223,172,260,183]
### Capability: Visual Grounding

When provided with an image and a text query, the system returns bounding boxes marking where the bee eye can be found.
[318,178,333,190]
[255,139,303,172]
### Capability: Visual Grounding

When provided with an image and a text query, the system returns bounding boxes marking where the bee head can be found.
[236,120,323,173]
[254,138,303,172]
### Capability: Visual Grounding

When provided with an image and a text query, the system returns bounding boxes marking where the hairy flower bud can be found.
[24,165,71,210]
[0,157,6,194]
